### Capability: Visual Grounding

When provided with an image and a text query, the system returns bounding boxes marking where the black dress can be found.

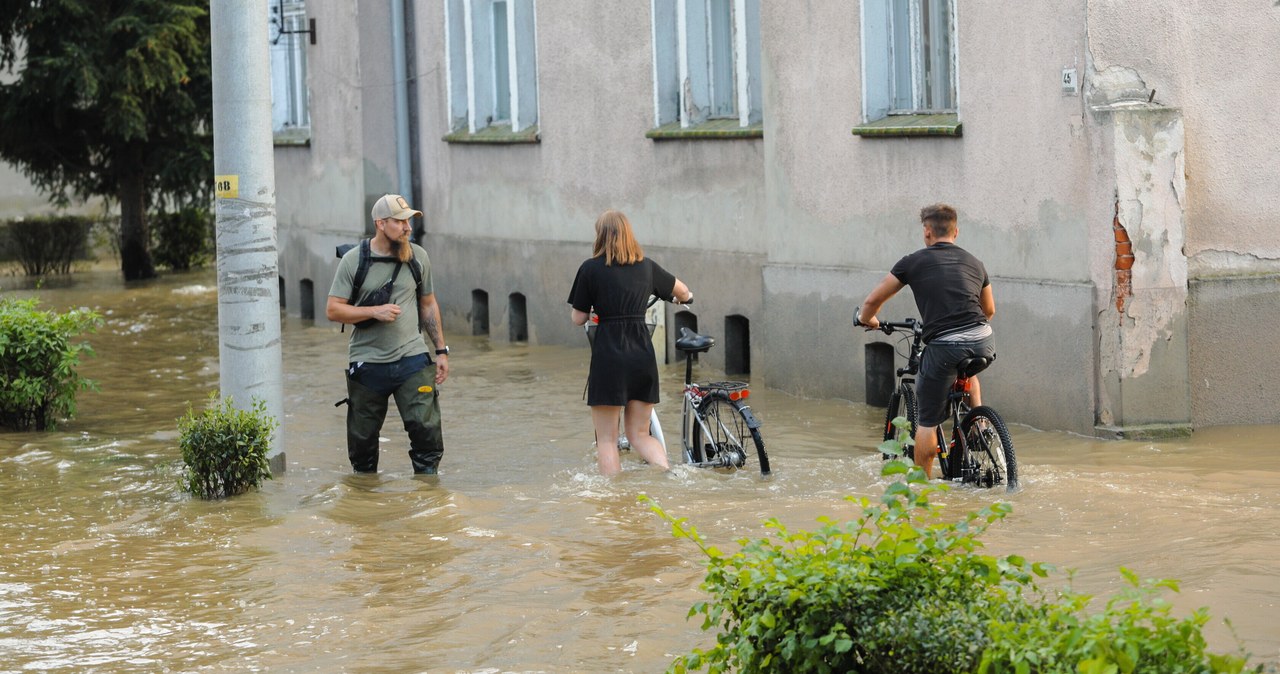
[568,257,676,406]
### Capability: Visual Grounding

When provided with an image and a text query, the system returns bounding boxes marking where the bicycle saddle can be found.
[956,354,994,378]
[675,327,715,353]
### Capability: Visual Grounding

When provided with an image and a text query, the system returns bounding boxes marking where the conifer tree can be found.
[0,0,212,280]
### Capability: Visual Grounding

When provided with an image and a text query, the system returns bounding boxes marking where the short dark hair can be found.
[920,203,958,238]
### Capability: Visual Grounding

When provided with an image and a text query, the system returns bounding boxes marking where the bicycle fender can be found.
[737,405,763,430]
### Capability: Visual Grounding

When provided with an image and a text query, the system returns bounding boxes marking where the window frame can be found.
[649,0,762,139]
[269,0,311,144]
[444,0,541,143]
[856,0,960,137]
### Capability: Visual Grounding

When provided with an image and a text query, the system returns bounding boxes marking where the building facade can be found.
[274,1,1280,437]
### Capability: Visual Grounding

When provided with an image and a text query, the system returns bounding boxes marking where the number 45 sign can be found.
[215,175,239,199]
[1061,68,1079,96]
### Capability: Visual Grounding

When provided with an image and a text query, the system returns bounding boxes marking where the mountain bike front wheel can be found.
[959,406,1018,491]
[882,385,917,461]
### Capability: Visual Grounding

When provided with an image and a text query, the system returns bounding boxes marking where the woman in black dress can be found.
[568,210,692,475]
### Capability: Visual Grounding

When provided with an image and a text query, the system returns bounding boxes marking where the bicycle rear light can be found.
[728,389,750,401]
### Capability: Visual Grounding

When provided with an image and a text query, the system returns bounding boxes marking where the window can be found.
[269,0,311,143]
[651,0,762,134]
[861,0,957,127]
[444,0,540,141]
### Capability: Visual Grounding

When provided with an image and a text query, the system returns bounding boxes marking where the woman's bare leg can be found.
[624,400,669,470]
[591,405,624,475]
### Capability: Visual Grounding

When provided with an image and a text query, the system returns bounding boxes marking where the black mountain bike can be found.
[860,316,1018,491]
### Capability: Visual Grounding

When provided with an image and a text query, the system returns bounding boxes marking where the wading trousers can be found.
[345,353,444,474]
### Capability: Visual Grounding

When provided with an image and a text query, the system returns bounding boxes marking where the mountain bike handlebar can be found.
[853,312,921,336]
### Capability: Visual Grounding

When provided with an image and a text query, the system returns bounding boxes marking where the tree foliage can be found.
[0,0,213,281]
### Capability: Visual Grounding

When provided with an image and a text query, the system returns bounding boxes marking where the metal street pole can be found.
[210,0,286,474]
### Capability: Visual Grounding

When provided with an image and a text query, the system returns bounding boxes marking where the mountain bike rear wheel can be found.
[694,394,769,475]
[882,385,917,461]
[959,406,1018,491]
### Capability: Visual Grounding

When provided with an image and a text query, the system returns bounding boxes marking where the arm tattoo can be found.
[420,297,444,348]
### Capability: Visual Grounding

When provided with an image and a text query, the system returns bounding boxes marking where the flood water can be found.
[3,268,1279,672]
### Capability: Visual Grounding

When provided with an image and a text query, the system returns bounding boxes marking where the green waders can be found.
[345,363,443,474]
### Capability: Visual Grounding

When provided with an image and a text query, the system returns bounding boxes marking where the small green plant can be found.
[647,417,1256,674]
[3,215,95,275]
[151,207,214,271]
[0,298,102,431]
[178,394,276,500]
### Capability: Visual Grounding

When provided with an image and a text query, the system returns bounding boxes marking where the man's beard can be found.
[389,235,413,263]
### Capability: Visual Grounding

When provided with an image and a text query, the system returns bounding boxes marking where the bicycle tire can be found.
[959,406,1018,491]
[695,394,770,476]
[881,385,917,461]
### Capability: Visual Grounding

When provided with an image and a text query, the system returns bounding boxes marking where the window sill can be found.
[851,114,962,138]
[646,119,764,141]
[443,124,540,144]
[273,128,312,147]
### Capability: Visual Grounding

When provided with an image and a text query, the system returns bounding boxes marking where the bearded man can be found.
[325,194,450,474]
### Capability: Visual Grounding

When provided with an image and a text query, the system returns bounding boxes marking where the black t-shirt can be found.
[890,242,990,343]
[568,257,676,318]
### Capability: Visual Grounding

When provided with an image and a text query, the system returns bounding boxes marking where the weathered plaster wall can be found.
[752,1,1104,429]
[416,1,766,252]
[1086,1,1280,276]
[1091,108,1190,432]
[1189,275,1280,426]
[278,0,1280,434]
[412,1,768,364]
[760,2,1097,281]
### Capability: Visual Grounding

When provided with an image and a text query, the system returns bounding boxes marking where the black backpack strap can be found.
[410,256,429,331]
[409,258,424,295]
[347,238,373,305]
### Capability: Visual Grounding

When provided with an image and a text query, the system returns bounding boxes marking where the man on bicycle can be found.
[856,203,996,479]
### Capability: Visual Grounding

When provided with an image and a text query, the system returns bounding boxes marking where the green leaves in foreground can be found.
[178,394,276,500]
[644,422,1256,673]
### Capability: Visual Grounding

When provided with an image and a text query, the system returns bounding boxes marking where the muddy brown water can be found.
[2,268,1278,672]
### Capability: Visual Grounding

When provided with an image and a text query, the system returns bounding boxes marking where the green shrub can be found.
[3,215,96,275]
[0,298,102,431]
[979,570,1253,674]
[647,421,1256,674]
[151,207,214,271]
[178,394,276,500]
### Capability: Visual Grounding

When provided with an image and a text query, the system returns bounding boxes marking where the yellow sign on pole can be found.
[214,175,239,199]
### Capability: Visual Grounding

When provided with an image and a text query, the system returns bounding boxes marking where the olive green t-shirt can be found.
[328,242,434,363]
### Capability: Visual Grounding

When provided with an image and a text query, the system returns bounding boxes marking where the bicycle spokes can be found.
[964,416,1008,488]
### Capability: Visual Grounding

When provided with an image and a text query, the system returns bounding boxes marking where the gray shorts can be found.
[915,336,996,427]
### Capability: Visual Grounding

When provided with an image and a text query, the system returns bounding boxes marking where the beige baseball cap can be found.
[371,194,422,221]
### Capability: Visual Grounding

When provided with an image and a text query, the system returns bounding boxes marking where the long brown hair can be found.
[592,209,644,266]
